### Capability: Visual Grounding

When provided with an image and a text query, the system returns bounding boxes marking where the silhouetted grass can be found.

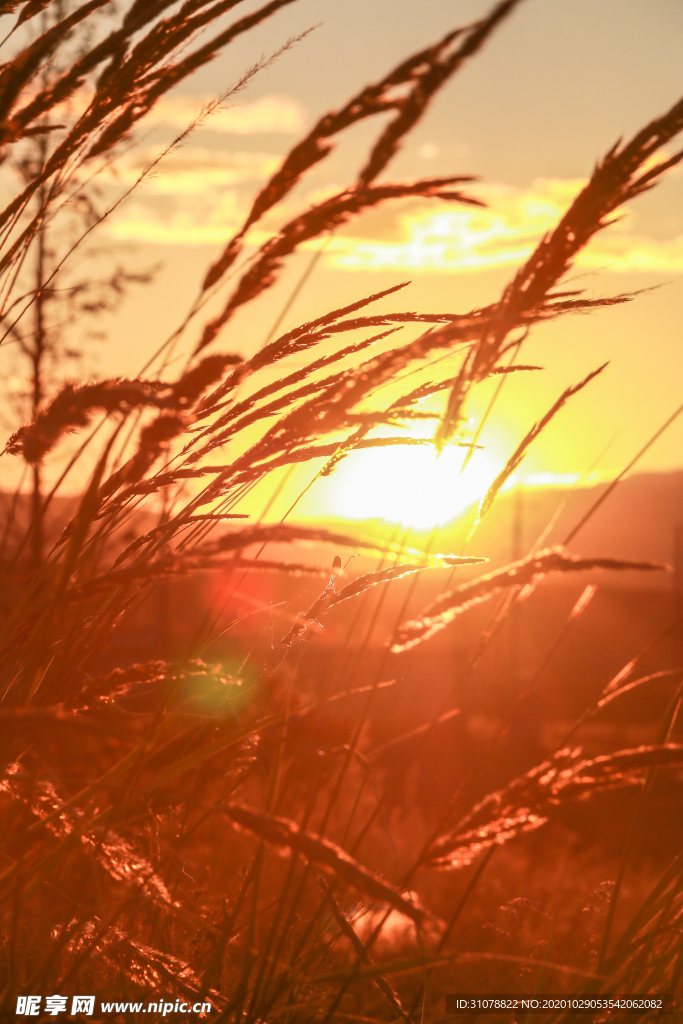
[1,2,683,1021]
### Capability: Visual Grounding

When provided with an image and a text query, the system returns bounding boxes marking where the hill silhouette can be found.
[317,468,683,590]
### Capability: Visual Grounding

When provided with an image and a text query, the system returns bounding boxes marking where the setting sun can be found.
[311,425,503,529]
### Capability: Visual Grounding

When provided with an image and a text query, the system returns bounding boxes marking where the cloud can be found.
[104,147,280,195]
[106,190,277,247]
[145,94,305,134]
[108,193,245,245]
[574,232,683,272]
[106,173,683,272]
[104,147,284,242]
[322,177,683,274]
[37,87,305,136]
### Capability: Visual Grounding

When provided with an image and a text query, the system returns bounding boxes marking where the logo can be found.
[71,997,95,1016]
[15,997,41,1016]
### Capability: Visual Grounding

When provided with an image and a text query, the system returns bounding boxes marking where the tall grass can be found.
[1,2,683,1020]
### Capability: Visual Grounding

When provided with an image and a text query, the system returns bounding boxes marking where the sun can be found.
[309,423,503,529]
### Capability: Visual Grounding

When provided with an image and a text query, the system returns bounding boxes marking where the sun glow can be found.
[311,429,503,529]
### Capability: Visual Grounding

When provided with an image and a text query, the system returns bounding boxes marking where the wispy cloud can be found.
[46,87,305,135]
[107,173,683,272]
[322,177,683,274]
[145,93,305,134]
[106,147,281,243]
[108,194,245,246]
[105,147,281,195]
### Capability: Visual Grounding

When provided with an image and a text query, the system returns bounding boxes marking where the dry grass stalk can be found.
[1,2,682,1013]
[317,875,410,1022]
[434,93,683,447]
[424,745,683,870]
[223,802,439,928]
[474,363,607,525]
[195,0,523,350]
[265,556,485,675]
[0,762,174,907]
[391,546,667,653]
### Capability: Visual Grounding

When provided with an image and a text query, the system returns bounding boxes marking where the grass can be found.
[1,2,683,1021]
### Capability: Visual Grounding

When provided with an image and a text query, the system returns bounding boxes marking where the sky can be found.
[3,0,683,528]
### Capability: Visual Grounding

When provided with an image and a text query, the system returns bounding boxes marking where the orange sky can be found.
[2,0,683,527]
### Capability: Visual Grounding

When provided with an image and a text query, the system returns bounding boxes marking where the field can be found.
[1,3,683,1022]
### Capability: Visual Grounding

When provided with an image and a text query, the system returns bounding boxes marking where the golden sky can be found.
[3,0,683,528]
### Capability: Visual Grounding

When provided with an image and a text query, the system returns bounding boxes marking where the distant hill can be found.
[3,467,682,584]
[4,473,681,695]
[446,468,683,579]
[316,469,683,591]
